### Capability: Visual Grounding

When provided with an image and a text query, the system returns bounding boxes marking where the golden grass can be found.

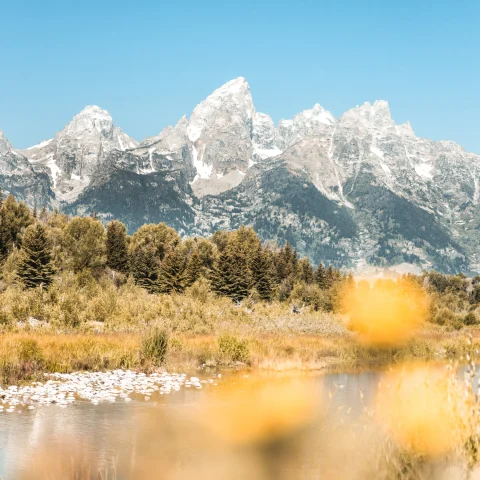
[1,326,478,386]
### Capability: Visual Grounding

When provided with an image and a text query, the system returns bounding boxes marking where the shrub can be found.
[218,333,250,363]
[141,327,169,365]
[464,312,479,326]
[433,307,456,326]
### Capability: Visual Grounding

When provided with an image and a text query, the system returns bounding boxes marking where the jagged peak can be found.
[342,99,394,128]
[296,103,335,125]
[396,121,415,137]
[76,105,112,118]
[215,76,250,94]
[62,105,115,138]
[0,130,13,156]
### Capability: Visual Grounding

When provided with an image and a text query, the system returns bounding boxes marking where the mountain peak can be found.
[344,100,394,128]
[0,130,12,156]
[63,105,114,138]
[211,77,251,98]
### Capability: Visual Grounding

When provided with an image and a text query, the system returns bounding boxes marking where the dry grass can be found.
[1,325,477,386]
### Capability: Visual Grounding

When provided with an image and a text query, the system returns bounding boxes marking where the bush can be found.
[433,307,456,326]
[218,333,250,363]
[464,312,479,326]
[141,327,169,365]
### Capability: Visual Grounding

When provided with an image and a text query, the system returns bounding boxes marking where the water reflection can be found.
[0,366,473,479]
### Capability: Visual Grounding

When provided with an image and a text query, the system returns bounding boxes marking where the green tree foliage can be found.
[17,223,55,289]
[211,241,251,302]
[275,242,298,282]
[62,217,107,273]
[130,223,179,262]
[106,220,129,273]
[185,249,203,287]
[315,263,328,290]
[158,248,188,294]
[0,195,33,262]
[0,192,362,309]
[130,244,160,293]
[251,246,275,301]
[297,257,314,284]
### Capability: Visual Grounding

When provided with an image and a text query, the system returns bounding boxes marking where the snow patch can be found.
[370,145,384,158]
[191,144,212,181]
[414,163,433,180]
[117,135,125,150]
[187,125,203,143]
[148,147,155,172]
[27,138,53,150]
[380,163,392,176]
[46,156,61,188]
[253,145,282,160]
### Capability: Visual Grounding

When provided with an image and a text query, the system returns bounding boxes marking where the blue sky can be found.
[1,0,479,151]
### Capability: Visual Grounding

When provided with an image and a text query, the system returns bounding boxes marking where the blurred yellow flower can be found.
[204,377,318,446]
[343,279,429,347]
[376,365,467,456]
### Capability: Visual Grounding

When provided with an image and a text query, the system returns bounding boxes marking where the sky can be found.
[1,0,479,152]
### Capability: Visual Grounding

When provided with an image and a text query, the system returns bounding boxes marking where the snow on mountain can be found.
[20,106,138,202]
[3,77,480,274]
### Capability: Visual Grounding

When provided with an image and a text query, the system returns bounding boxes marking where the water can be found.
[0,369,391,479]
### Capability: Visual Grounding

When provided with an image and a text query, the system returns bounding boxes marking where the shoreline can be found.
[0,326,476,387]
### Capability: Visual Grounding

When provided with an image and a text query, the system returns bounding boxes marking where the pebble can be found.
[0,370,216,412]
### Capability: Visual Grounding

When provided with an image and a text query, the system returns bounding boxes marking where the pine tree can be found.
[211,243,251,302]
[185,249,203,287]
[39,206,48,224]
[275,242,298,282]
[0,195,34,263]
[158,249,188,294]
[324,265,341,289]
[297,257,314,284]
[130,245,160,293]
[17,223,55,289]
[251,247,275,301]
[106,220,129,273]
[315,263,329,290]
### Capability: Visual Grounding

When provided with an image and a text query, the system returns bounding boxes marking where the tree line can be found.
[0,190,350,305]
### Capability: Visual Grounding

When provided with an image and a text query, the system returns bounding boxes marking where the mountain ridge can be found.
[1,77,479,275]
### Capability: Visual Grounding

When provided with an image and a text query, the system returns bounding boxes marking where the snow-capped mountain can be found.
[19,106,137,202]
[0,130,52,207]
[2,77,480,274]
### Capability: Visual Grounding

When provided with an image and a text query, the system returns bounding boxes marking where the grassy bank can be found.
[1,325,478,386]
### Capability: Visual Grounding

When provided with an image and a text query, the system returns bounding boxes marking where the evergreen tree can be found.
[17,223,54,289]
[185,249,203,287]
[315,263,328,289]
[211,243,251,302]
[275,242,298,282]
[297,257,314,284]
[39,206,48,224]
[324,265,342,289]
[0,195,33,262]
[251,247,275,301]
[158,249,188,294]
[130,245,160,293]
[106,220,129,273]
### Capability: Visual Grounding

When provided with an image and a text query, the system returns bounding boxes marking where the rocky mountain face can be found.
[1,78,479,274]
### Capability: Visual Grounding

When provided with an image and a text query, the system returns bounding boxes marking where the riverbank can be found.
[0,324,478,386]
